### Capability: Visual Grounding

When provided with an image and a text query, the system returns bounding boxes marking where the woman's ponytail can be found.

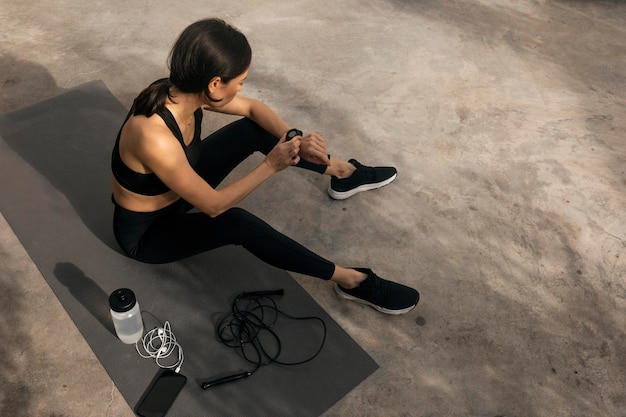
[132,78,174,117]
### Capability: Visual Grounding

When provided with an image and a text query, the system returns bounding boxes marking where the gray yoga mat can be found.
[0,80,378,417]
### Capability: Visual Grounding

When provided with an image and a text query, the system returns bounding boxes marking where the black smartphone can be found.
[135,369,187,417]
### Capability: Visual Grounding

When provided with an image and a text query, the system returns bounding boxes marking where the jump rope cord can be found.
[136,320,184,373]
[132,292,324,381]
[216,292,327,377]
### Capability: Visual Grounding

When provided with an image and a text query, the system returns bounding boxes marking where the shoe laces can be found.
[360,272,388,297]
[347,159,375,181]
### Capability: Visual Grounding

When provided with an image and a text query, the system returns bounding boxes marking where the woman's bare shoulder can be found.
[122,114,174,148]
[120,113,185,172]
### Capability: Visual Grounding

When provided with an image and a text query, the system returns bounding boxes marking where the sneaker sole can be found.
[327,173,397,200]
[333,283,417,315]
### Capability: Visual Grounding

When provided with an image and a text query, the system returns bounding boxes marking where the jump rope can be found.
[135,289,327,389]
[201,289,327,389]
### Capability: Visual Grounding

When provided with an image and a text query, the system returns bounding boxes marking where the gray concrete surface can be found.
[1,1,625,416]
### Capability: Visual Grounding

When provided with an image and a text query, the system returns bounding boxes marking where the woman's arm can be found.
[211,96,289,137]
[213,96,330,165]
[139,124,299,217]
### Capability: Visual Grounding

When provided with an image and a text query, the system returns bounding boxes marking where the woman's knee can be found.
[218,207,274,240]
[219,207,259,229]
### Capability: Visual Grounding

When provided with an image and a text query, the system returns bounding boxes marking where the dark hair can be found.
[133,18,252,117]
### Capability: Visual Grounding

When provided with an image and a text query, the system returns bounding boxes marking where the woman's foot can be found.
[334,268,419,315]
[328,159,397,200]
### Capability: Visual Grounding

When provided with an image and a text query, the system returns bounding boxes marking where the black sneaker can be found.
[328,159,397,200]
[334,268,419,315]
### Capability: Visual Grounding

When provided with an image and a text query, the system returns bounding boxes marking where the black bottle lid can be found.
[109,288,137,312]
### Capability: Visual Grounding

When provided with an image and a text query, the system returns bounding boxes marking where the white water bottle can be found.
[109,288,144,344]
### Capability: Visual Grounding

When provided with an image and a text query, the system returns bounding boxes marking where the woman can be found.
[111,18,418,314]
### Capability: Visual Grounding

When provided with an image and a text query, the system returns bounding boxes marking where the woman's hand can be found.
[299,132,331,166]
[264,133,301,172]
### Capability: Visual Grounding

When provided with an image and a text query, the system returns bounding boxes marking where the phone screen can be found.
[136,369,187,417]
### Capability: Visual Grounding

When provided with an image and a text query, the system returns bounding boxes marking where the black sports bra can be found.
[111,106,203,196]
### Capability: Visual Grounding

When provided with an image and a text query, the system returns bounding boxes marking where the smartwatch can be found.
[285,128,303,141]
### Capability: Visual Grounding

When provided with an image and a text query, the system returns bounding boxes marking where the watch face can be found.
[286,129,302,141]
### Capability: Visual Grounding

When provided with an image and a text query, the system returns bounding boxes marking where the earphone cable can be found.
[136,320,184,373]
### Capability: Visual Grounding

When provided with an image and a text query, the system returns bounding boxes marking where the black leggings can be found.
[113,118,335,280]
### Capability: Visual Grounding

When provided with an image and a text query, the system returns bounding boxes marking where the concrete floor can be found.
[2,0,625,416]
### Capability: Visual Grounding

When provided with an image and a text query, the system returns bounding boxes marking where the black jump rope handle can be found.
[201,371,250,389]
[240,289,284,298]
